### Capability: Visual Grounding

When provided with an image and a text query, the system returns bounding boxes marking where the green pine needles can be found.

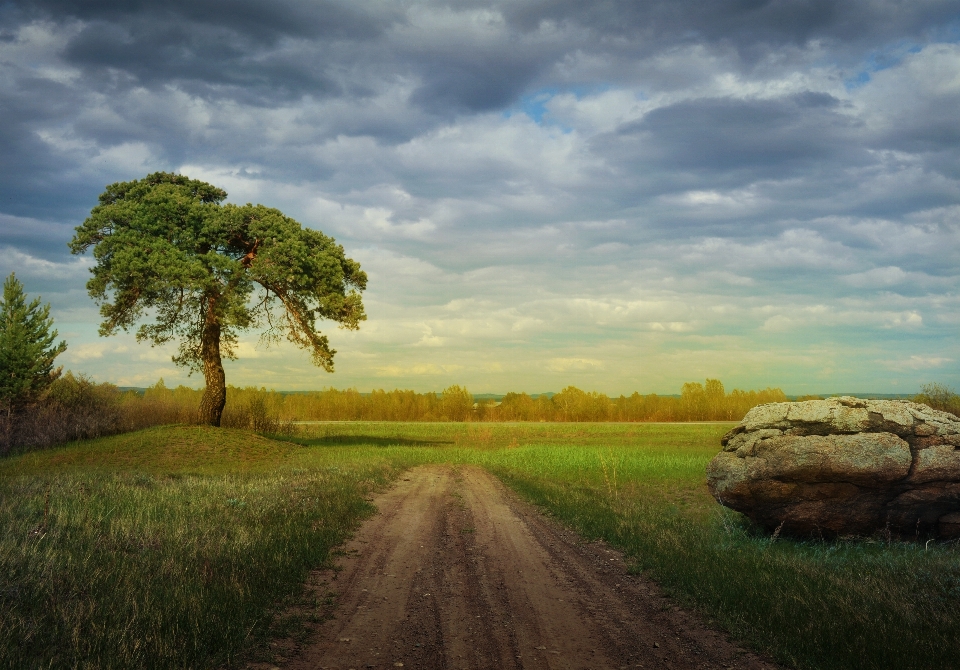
[0,273,67,417]
[70,172,367,426]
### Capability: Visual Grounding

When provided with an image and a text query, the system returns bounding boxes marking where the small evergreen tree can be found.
[0,273,68,417]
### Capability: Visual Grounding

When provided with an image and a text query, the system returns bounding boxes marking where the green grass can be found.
[470,437,960,669]
[1,422,959,669]
[0,427,432,669]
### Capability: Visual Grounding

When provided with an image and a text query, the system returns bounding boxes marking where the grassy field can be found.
[1,422,959,669]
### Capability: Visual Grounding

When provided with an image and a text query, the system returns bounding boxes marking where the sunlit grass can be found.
[2,422,959,669]
[6,426,299,475]
[481,453,960,670]
[0,427,428,669]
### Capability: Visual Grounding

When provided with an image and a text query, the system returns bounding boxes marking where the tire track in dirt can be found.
[264,464,778,670]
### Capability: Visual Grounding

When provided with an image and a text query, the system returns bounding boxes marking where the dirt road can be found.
[269,465,777,670]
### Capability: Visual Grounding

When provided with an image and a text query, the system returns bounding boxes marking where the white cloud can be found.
[842,266,909,288]
[904,356,952,370]
[546,357,605,373]
[375,363,463,377]
[679,229,853,271]
[0,247,91,281]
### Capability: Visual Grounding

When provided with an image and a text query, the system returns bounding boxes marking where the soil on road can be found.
[264,464,777,670]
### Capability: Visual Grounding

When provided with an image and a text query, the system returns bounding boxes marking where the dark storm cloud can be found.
[13,0,950,122]
[19,0,387,42]
[56,8,558,118]
[617,92,866,178]
[0,75,95,223]
[61,19,342,102]
[4,0,393,112]
[504,0,958,56]
[879,95,960,154]
[4,0,955,139]
[0,214,80,260]
[409,50,546,114]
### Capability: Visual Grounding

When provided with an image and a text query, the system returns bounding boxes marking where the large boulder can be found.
[707,397,960,539]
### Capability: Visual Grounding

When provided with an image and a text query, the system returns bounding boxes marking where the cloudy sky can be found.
[2,0,959,395]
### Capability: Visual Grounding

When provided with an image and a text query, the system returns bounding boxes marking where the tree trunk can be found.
[198,297,226,426]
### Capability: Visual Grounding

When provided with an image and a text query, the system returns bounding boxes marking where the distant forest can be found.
[139,378,788,423]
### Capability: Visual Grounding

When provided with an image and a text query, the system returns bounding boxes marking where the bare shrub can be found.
[0,373,124,454]
[0,375,204,456]
[0,376,305,456]
[914,383,960,417]
[220,388,295,435]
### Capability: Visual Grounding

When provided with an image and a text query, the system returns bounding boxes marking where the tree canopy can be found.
[69,172,366,425]
[0,273,67,416]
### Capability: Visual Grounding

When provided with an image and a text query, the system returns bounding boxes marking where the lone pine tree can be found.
[0,273,67,417]
[70,172,366,426]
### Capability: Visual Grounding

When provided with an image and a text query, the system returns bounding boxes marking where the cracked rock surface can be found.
[707,397,960,539]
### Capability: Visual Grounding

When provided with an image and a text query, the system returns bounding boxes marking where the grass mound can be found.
[1,425,298,476]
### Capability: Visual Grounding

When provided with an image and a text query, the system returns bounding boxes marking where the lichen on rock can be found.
[707,397,960,539]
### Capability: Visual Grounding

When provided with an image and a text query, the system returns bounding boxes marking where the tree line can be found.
[7,369,960,456]
[138,378,788,423]
[0,372,794,454]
